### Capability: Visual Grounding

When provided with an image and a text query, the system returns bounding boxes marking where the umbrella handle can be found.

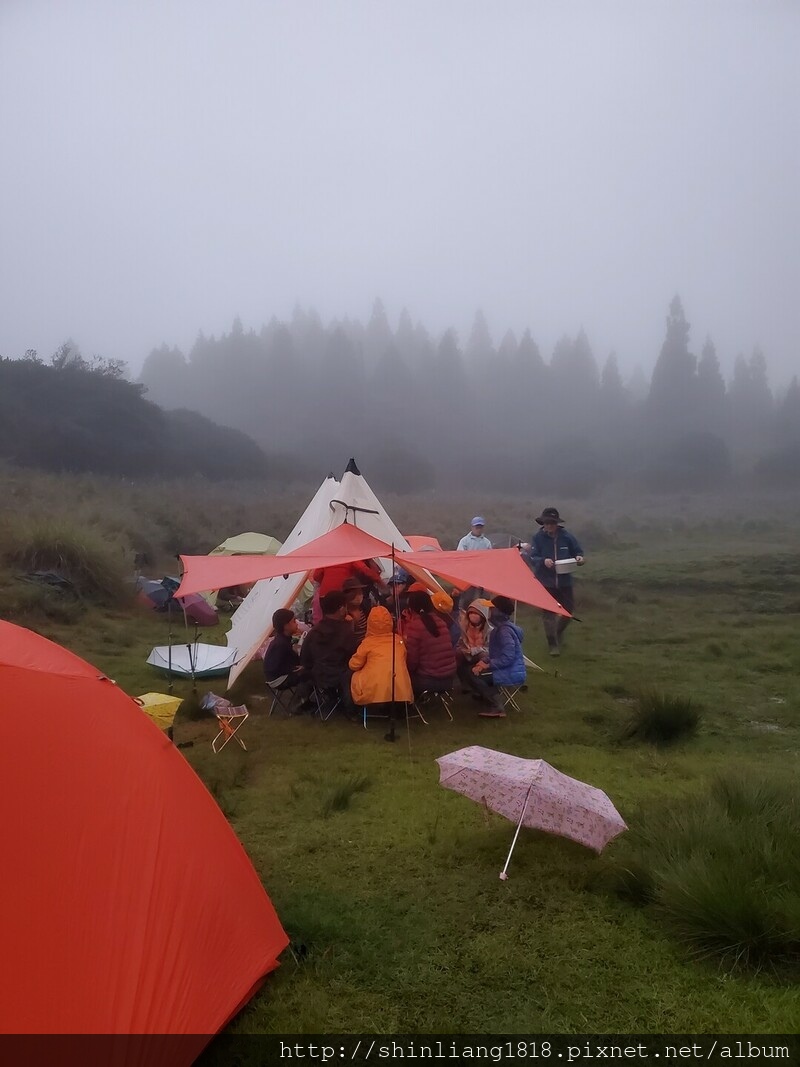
[500,786,533,881]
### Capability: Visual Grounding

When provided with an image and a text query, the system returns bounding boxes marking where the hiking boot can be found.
[549,643,560,657]
[478,709,506,718]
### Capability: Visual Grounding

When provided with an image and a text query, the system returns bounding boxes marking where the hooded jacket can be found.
[488,607,526,685]
[456,598,492,660]
[348,607,413,705]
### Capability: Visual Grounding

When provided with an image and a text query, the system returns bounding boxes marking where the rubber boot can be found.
[543,614,560,656]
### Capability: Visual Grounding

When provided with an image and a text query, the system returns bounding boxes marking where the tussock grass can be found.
[321,774,372,817]
[622,690,700,746]
[0,515,131,605]
[603,773,800,973]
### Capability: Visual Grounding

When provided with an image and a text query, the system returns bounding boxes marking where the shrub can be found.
[602,773,800,971]
[0,516,131,605]
[621,690,700,746]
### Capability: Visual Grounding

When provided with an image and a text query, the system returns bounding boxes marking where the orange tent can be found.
[0,622,288,1053]
[404,535,443,551]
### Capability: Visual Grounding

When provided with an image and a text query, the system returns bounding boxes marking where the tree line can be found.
[138,297,800,493]
[0,346,268,480]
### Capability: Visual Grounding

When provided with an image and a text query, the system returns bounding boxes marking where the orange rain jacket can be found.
[349,606,413,705]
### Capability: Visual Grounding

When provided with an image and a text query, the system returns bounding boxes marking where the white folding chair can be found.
[211,703,249,753]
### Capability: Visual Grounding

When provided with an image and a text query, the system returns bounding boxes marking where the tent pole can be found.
[167,603,174,695]
[500,784,534,881]
[385,543,397,743]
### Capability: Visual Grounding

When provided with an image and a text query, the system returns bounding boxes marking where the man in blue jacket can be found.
[522,506,585,656]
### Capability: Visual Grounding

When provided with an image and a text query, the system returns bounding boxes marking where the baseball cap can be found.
[471,516,486,527]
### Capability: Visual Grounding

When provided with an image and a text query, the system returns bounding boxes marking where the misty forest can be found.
[3,294,799,494]
[2,0,800,1046]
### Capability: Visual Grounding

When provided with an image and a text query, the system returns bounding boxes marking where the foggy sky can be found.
[1,0,799,383]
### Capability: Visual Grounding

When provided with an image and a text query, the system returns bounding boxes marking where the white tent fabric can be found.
[146,643,239,678]
[225,473,341,686]
[225,461,418,688]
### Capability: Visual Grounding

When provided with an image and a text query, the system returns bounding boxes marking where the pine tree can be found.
[647,296,698,439]
[776,376,800,443]
[465,310,494,369]
[696,336,726,437]
[364,298,393,365]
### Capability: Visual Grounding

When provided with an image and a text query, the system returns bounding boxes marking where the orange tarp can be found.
[400,548,570,616]
[177,524,396,600]
[0,622,288,1054]
[177,525,568,616]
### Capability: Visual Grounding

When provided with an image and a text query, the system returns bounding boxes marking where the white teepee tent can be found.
[225,460,413,687]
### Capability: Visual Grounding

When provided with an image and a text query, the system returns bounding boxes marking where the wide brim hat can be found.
[535,507,564,526]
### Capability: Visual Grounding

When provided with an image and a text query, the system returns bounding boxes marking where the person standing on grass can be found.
[521,506,585,657]
[456,515,492,609]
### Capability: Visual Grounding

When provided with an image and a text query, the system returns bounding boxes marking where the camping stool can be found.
[361,702,395,730]
[211,703,249,753]
[410,689,454,725]
[313,686,342,722]
[497,684,524,712]
[266,676,301,717]
[135,693,187,744]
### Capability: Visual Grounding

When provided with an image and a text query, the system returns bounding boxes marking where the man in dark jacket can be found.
[300,591,359,713]
[522,506,585,656]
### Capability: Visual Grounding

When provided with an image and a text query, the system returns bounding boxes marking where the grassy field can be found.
[3,472,800,1036]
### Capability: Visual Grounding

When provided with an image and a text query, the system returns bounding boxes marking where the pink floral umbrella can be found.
[436,745,627,879]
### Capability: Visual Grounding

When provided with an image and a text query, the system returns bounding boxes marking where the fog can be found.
[1,0,798,384]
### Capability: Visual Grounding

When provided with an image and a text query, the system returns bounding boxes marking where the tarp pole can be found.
[500,784,534,881]
[385,543,397,743]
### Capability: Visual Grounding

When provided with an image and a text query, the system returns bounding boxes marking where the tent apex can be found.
[344,458,361,475]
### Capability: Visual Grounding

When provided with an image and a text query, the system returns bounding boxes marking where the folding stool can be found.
[211,702,249,753]
[410,689,454,725]
[313,686,343,722]
[267,675,301,717]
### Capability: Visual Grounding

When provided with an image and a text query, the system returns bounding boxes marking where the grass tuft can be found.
[602,773,800,972]
[321,775,372,817]
[622,690,700,746]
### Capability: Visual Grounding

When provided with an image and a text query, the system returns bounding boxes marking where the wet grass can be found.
[2,478,800,1034]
